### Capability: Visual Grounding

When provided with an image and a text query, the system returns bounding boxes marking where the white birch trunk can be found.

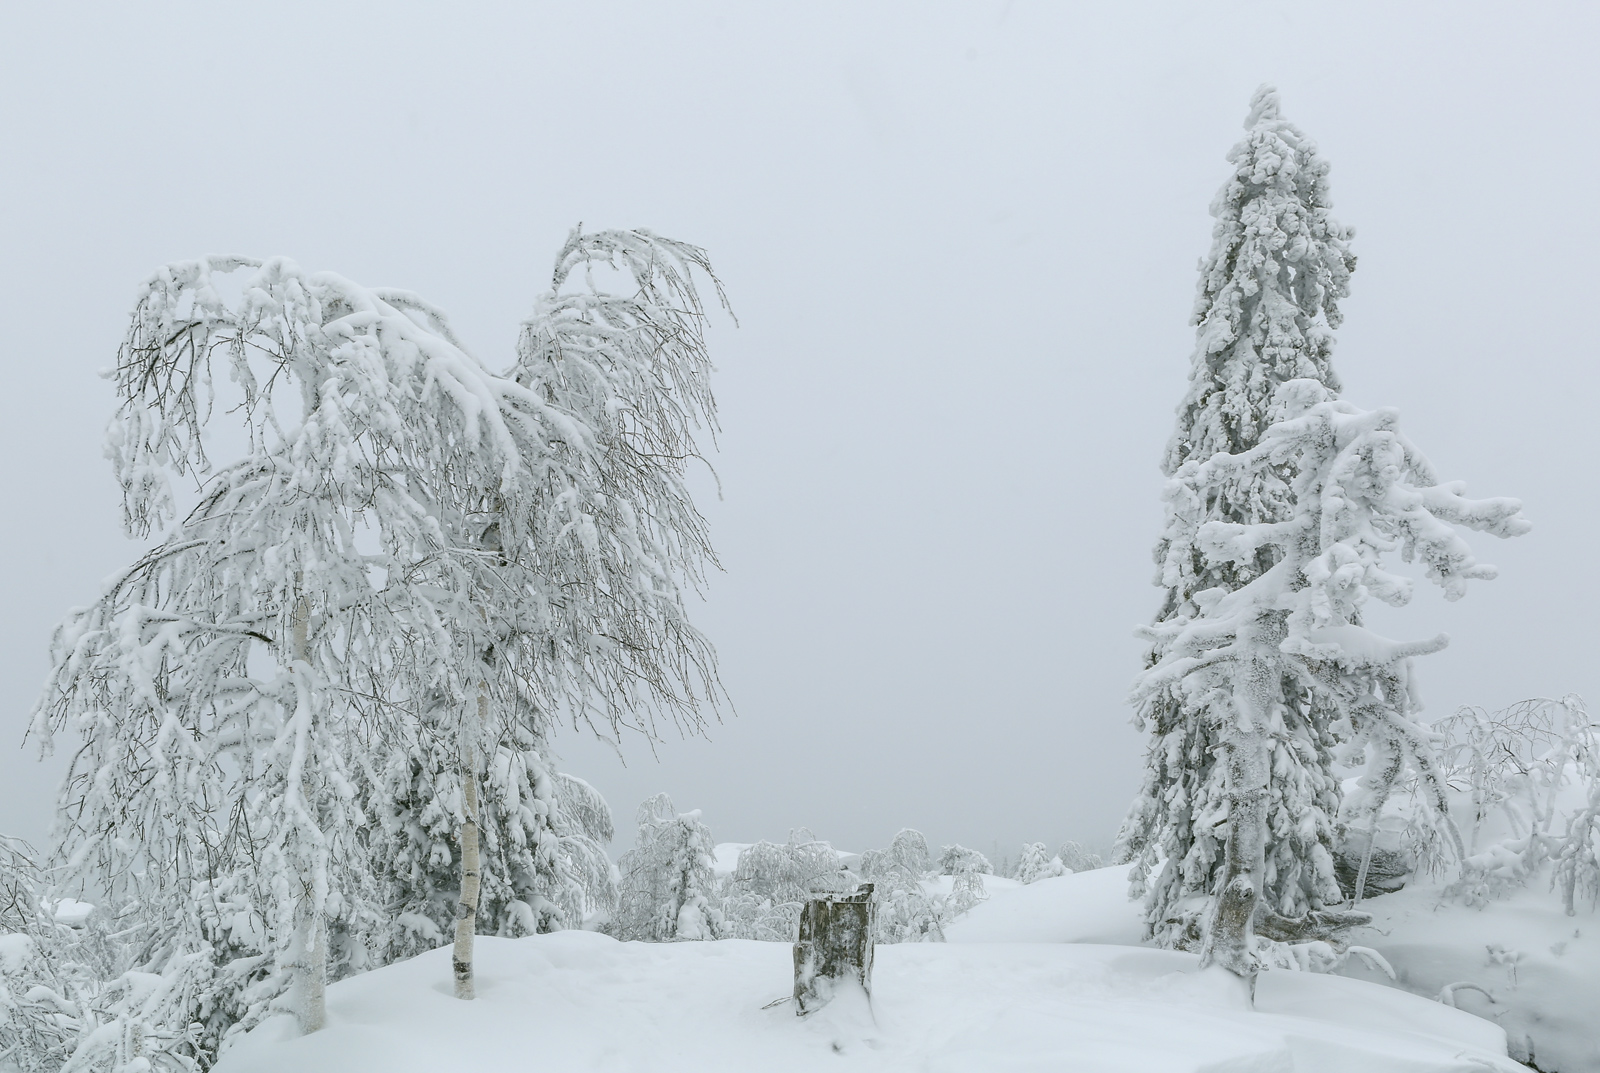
[289,906,328,1034]
[288,593,328,1034]
[453,689,485,1000]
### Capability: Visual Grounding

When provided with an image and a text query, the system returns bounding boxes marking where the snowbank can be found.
[1343,878,1599,1073]
[214,932,1522,1073]
[946,866,1145,946]
[946,862,1598,1072]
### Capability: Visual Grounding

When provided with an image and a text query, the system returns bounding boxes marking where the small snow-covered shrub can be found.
[1057,841,1103,873]
[1429,695,1600,911]
[936,844,991,877]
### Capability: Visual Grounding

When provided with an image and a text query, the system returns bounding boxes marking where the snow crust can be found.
[212,931,1521,1073]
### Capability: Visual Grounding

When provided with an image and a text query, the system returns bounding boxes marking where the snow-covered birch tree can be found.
[1,837,79,1073]
[32,227,731,1049]
[390,226,729,994]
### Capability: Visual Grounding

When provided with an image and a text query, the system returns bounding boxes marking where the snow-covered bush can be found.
[1057,842,1103,873]
[936,844,991,876]
[857,831,938,943]
[855,831,987,943]
[612,795,724,942]
[720,832,852,942]
[1422,696,1599,911]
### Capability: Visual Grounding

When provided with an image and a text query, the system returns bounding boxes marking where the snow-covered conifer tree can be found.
[373,720,616,963]
[1131,377,1527,978]
[1117,85,1358,956]
[612,795,724,942]
[1014,843,1064,884]
[1118,86,1530,982]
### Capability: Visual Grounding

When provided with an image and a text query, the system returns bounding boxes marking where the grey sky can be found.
[2,2,1595,861]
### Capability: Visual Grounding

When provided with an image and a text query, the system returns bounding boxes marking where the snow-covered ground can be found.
[961,866,1600,1072]
[212,865,1530,1073]
[946,867,1142,946]
[213,933,1520,1073]
[1338,877,1599,1073]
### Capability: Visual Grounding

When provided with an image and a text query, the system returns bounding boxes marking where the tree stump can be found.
[792,883,875,1016]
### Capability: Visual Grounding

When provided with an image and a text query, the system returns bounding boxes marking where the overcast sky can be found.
[2,1,1596,863]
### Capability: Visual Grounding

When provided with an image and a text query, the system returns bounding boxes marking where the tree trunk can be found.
[1200,644,1273,986]
[454,690,485,1000]
[288,593,327,1034]
[290,905,328,1033]
[792,884,875,1016]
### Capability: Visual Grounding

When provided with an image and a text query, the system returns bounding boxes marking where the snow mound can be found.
[213,933,1521,1073]
[1343,878,1600,1073]
[946,865,1146,945]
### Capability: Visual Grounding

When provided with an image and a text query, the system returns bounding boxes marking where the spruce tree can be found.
[1117,85,1358,954]
[611,794,724,941]
[1118,87,1529,983]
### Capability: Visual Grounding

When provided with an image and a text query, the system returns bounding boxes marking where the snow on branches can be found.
[31,227,729,1052]
[1130,378,1527,976]
[1425,696,1600,912]
[1168,84,1355,474]
[1116,86,1530,983]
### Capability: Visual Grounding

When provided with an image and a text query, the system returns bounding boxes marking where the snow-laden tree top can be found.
[1167,84,1356,475]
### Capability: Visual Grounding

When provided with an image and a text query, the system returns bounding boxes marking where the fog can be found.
[2,1,1595,862]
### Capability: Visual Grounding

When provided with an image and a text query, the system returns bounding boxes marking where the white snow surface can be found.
[952,863,1600,1072]
[213,930,1521,1073]
[48,898,95,927]
[946,866,1143,945]
[1341,877,1600,1073]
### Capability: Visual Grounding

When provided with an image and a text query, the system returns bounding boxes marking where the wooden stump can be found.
[792,883,875,1016]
